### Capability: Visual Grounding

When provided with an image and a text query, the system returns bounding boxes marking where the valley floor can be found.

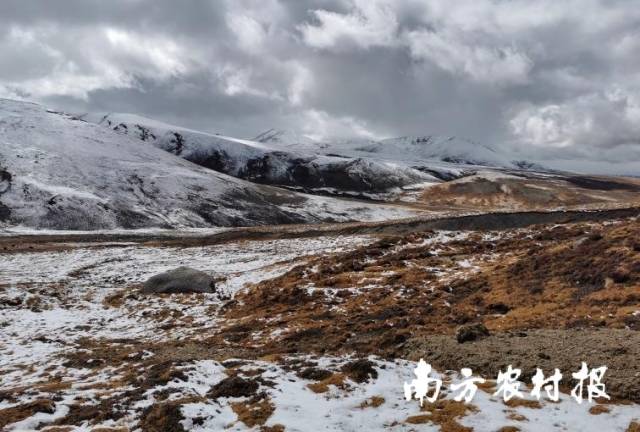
[1,211,640,431]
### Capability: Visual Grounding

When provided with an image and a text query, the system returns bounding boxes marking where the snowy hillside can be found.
[0,99,416,230]
[254,130,640,177]
[253,128,319,149]
[83,114,442,193]
[254,130,518,169]
[378,135,514,167]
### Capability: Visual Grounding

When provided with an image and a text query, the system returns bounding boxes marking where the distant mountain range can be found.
[254,129,516,167]
[82,113,451,194]
[1,98,637,230]
[0,99,414,230]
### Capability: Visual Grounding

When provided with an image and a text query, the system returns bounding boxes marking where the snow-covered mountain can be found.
[379,136,513,167]
[83,114,441,194]
[254,130,517,169]
[254,129,640,177]
[253,128,319,149]
[0,99,416,230]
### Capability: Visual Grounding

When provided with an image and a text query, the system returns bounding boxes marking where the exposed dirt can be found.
[404,329,640,401]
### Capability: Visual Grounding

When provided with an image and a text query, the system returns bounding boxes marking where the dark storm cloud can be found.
[1,0,640,161]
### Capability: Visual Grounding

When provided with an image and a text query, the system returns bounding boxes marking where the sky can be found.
[1,0,639,163]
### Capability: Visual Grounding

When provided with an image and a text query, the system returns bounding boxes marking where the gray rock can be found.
[143,266,216,294]
[456,323,490,343]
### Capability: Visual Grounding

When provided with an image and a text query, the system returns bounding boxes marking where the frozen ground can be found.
[1,232,639,431]
[1,235,373,347]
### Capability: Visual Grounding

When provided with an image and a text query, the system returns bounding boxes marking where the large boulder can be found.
[143,267,216,294]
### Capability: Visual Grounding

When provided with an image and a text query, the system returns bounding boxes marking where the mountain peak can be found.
[253,129,318,147]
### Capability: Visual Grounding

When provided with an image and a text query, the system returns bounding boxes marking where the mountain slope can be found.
[0,99,415,230]
[253,128,319,149]
[378,135,514,167]
[254,130,517,169]
[83,114,441,194]
[254,130,640,177]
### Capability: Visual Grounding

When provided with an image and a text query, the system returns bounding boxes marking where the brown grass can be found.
[504,399,542,409]
[231,396,275,427]
[307,373,347,393]
[406,400,477,432]
[627,421,640,432]
[102,289,129,308]
[260,425,285,432]
[35,380,73,393]
[139,402,186,432]
[589,404,611,415]
[359,396,385,408]
[0,399,55,429]
[90,428,130,432]
[216,218,640,360]
[506,412,527,421]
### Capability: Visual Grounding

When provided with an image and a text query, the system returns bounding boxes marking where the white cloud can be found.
[214,65,283,101]
[299,0,533,84]
[510,104,589,149]
[404,29,532,84]
[226,13,267,53]
[103,28,189,80]
[510,87,640,156]
[299,0,399,50]
[299,109,385,140]
[1,0,640,161]
[287,62,313,106]
[0,25,193,100]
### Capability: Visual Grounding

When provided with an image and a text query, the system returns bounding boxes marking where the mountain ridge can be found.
[0,99,416,230]
[86,113,445,194]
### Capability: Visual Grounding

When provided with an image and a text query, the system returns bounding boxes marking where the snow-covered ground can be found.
[160,357,640,432]
[0,226,233,237]
[1,233,639,431]
[0,235,370,368]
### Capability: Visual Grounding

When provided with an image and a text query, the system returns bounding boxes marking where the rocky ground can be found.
[1,214,640,431]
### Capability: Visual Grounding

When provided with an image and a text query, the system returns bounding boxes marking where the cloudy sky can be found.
[1,0,639,162]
